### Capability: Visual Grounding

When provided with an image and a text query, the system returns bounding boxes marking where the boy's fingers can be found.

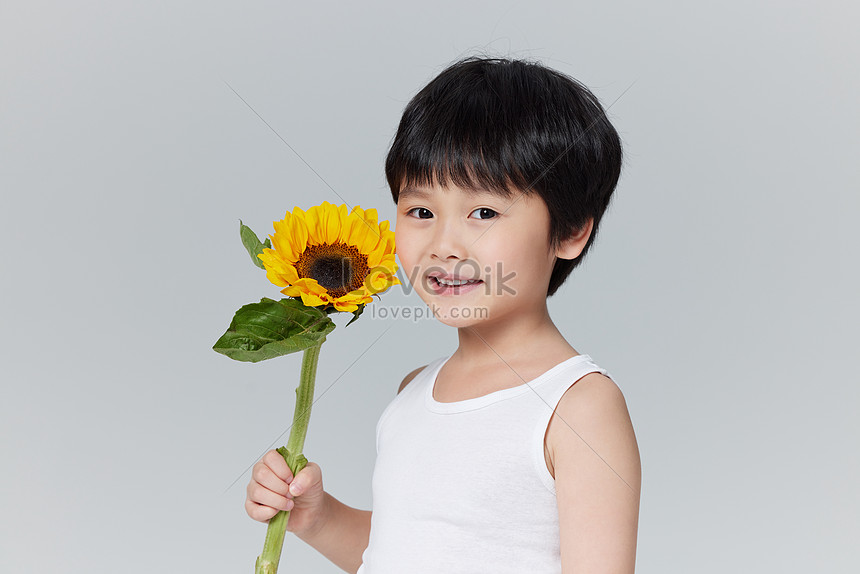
[251,453,321,498]
[245,498,279,522]
[252,463,290,496]
[261,450,293,482]
[249,483,293,512]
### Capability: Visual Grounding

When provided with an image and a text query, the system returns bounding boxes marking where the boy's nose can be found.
[429,221,469,262]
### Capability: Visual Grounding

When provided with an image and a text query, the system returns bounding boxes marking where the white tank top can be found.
[357,352,613,574]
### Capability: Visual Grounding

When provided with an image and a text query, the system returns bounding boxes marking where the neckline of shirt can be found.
[424,352,594,414]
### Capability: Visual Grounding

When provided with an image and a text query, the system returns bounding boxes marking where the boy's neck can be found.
[453,302,576,370]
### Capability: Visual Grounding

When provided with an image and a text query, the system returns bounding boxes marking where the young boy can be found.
[245,56,641,573]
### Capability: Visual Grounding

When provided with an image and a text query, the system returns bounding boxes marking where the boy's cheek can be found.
[393,254,428,295]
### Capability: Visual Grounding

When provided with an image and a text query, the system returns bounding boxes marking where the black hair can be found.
[385,55,623,297]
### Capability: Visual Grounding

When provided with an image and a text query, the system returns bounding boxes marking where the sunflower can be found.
[257,201,400,313]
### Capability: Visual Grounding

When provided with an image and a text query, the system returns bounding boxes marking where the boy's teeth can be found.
[437,277,480,286]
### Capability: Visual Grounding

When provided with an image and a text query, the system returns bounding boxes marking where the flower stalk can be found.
[254,341,323,574]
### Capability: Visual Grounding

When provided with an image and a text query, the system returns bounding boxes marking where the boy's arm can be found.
[548,373,641,574]
[295,367,424,573]
[295,491,372,574]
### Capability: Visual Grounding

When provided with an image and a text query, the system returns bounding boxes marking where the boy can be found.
[246,56,641,573]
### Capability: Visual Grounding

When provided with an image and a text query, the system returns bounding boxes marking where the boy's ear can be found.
[554,218,594,260]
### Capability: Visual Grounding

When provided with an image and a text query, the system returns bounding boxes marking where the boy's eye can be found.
[470,207,498,220]
[406,207,433,219]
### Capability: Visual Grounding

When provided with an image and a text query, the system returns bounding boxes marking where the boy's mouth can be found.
[427,274,484,296]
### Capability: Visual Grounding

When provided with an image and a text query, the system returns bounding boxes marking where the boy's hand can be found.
[245,449,328,537]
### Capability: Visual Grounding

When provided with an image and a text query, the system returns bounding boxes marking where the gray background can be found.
[1,1,857,572]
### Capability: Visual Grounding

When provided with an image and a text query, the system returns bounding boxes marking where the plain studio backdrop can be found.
[1,1,857,572]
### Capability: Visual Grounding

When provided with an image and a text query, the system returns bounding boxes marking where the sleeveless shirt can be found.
[356,352,614,574]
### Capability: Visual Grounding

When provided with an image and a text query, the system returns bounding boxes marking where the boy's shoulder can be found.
[550,372,629,438]
[546,371,638,479]
[397,364,429,394]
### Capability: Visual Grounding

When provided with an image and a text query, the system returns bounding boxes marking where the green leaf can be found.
[276,446,308,475]
[213,297,336,363]
[239,219,270,270]
[345,303,366,327]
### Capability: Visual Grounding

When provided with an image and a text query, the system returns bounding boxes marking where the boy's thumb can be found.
[290,462,321,495]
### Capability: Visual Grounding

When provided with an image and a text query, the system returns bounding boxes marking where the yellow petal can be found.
[324,205,342,244]
[299,289,326,307]
[272,223,299,262]
[303,204,324,245]
[266,268,289,287]
[338,213,359,246]
[364,270,391,294]
[288,215,309,255]
[292,277,320,289]
[349,205,365,220]
[281,264,300,283]
[367,248,384,268]
[350,216,378,254]
[281,285,302,297]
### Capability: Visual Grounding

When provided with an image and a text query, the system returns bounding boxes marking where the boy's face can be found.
[394,181,560,329]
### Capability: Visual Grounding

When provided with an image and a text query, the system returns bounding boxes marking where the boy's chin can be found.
[431,308,491,329]
[436,316,478,329]
[412,292,493,327]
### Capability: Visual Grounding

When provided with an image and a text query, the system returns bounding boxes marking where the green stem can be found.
[254,341,323,574]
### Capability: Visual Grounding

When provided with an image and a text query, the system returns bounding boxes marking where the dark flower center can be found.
[296,242,370,299]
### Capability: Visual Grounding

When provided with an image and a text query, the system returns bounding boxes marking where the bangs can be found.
[385,60,547,201]
[386,134,533,201]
